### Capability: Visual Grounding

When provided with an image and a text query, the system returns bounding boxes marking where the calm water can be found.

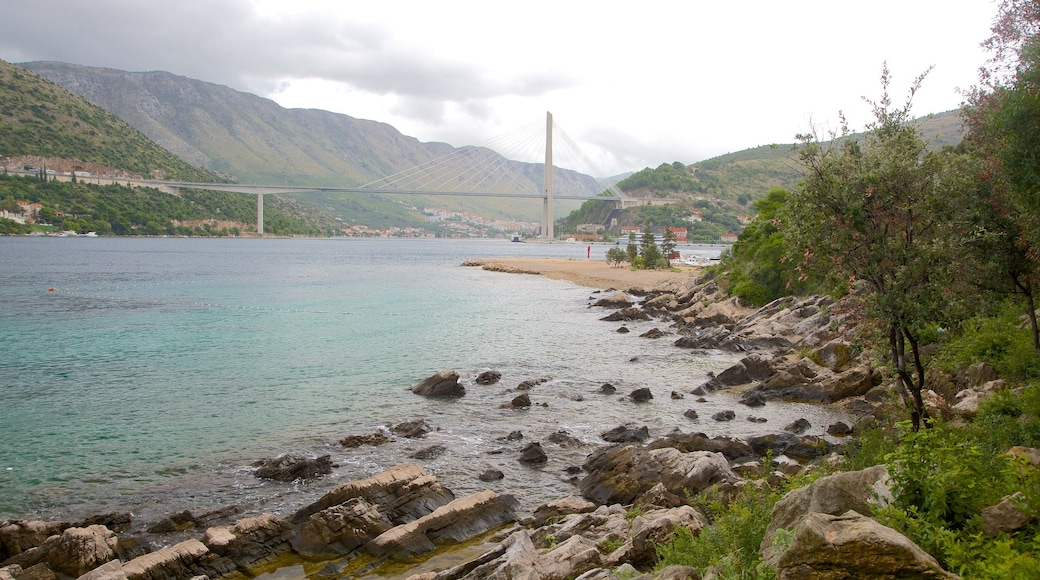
[0,237,846,526]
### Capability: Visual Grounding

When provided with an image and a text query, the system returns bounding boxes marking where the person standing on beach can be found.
[587,245,591,259]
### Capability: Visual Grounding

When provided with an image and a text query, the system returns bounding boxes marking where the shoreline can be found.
[463,257,701,291]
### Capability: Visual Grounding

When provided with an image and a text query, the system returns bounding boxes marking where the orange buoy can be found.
[48,288,54,292]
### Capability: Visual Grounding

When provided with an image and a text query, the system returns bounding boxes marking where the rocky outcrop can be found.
[3,525,119,578]
[775,511,957,579]
[412,370,465,397]
[365,490,519,560]
[291,463,455,524]
[252,454,333,482]
[760,465,892,566]
[120,538,223,580]
[579,446,739,506]
[204,514,293,570]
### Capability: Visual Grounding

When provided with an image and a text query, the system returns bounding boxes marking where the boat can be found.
[82,231,98,237]
[511,234,523,243]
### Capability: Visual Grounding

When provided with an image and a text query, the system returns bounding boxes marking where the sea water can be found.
[0,237,848,526]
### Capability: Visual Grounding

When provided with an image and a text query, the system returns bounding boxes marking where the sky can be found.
[0,0,999,177]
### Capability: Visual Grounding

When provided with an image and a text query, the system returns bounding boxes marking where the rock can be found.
[0,520,70,560]
[120,538,219,580]
[639,328,666,339]
[478,470,504,482]
[670,391,684,400]
[392,419,432,438]
[531,496,598,526]
[75,513,131,533]
[784,418,811,434]
[580,446,740,505]
[411,370,465,397]
[599,307,650,322]
[648,432,755,460]
[683,409,698,420]
[628,388,653,402]
[517,377,550,390]
[827,422,853,436]
[507,393,531,409]
[740,390,766,407]
[146,510,197,533]
[593,291,634,308]
[292,464,455,525]
[504,430,524,441]
[616,326,630,334]
[981,492,1033,535]
[748,433,833,462]
[409,445,447,460]
[289,498,391,559]
[633,483,686,510]
[5,525,118,579]
[519,443,548,464]
[474,370,502,385]
[775,511,957,579]
[760,465,891,567]
[600,425,649,443]
[546,430,584,448]
[598,383,617,394]
[747,416,767,423]
[814,340,854,372]
[712,410,735,422]
[253,454,333,482]
[341,431,389,448]
[204,513,293,567]
[365,491,519,560]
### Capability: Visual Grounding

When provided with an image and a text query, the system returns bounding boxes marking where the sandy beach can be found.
[464,257,701,290]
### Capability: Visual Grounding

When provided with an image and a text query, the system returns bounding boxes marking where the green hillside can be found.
[557,110,966,242]
[0,60,220,182]
[0,60,343,236]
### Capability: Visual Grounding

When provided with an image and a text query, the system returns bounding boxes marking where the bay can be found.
[0,237,845,525]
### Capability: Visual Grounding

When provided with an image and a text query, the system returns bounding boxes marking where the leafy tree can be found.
[626,231,639,263]
[721,187,806,306]
[640,223,663,268]
[606,246,627,268]
[786,65,958,430]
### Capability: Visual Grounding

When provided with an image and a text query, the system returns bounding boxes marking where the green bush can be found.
[933,302,1040,381]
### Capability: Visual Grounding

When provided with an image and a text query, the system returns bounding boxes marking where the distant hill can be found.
[557,110,966,242]
[20,61,600,225]
[0,60,220,182]
[0,59,342,236]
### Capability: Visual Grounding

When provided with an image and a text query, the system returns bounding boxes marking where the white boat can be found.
[82,231,98,237]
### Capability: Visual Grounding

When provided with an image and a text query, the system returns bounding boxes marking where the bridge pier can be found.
[257,193,264,235]
[542,112,554,240]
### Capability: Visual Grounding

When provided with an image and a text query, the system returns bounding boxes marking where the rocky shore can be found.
[2,260,986,579]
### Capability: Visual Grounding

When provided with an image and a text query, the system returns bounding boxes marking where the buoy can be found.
[48,288,54,292]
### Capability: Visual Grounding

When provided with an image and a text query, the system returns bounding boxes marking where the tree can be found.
[606,246,627,268]
[661,228,678,261]
[626,231,639,263]
[786,65,956,431]
[640,223,663,268]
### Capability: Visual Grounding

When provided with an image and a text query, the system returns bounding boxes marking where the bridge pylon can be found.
[542,111,554,241]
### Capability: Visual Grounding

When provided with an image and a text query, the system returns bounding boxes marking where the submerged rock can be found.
[253,454,333,482]
[411,370,465,397]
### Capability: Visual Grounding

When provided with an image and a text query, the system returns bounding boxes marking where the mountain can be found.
[0,60,220,182]
[19,61,600,225]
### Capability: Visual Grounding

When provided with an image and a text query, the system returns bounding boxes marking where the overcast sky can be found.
[0,0,998,177]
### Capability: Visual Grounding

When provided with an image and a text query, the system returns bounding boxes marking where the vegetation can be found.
[0,60,221,182]
[0,174,340,236]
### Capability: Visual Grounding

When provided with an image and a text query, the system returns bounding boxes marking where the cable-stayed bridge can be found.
[145,113,628,237]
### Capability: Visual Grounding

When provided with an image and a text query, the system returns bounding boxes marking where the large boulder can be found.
[411,370,465,397]
[291,463,455,525]
[761,465,891,567]
[775,511,957,579]
[0,520,70,561]
[3,525,118,578]
[580,446,740,505]
[203,513,293,569]
[365,490,519,560]
[648,432,755,460]
[252,454,333,482]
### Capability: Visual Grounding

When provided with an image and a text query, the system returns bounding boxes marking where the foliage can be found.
[0,174,339,236]
[626,232,639,263]
[0,60,221,182]
[785,65,965,430]
[969,385,1040,455]
[618,162,699,194]
[655,483,779,578]
[932,301,1040,381]
[875,418,1040,577]
[719,187,809,306]
[605,246,627,267]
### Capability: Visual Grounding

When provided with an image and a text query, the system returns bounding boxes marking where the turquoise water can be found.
[0,237,845,525]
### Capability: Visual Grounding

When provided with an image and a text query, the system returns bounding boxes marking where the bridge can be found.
[32,113,631,237]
